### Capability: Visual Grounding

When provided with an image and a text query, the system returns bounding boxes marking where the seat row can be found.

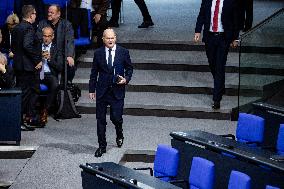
[135,144,281,189]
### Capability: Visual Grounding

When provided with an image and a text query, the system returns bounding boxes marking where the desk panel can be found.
[171,130,284,189]
[80,162,181,189]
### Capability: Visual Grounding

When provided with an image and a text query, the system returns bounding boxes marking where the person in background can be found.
[89,29,133,157]
[11,5,42,130]
[0,52,15,89]
[39,27,62,126]
[37,4,75,83]
[0,14,20,64]
[14,0,45,26]
[194,0,240,110]
[108,0,154,28]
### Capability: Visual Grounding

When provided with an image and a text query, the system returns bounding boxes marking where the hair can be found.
[6,13,20,25]
[22,5,35,19]
[0,52,7,65]
[42,26,54,35]
[103,28,117,38]
[49,4,61,13]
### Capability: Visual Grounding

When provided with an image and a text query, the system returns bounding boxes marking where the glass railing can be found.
[238,8,284,113]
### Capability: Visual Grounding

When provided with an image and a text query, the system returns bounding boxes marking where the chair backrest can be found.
[228,170,251,189]
[266,185,280,189]
[43,0,69,8]
[276,124,284,155]
[189,157,215,189]
[236,113,265,145]
[153,144,179,182]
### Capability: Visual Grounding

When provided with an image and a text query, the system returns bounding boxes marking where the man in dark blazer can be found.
[89,28,133,157]
[37,4,75,83]
[11,5,42,130]
[39,27,63,126]
[194,0,240,109]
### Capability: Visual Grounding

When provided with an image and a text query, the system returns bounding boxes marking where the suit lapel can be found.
[113,46,120,67]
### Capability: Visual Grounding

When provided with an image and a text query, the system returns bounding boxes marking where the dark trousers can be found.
[110,0,152,23]
[96,88,124,148]
[15,71,40,118]
[91,12,107,47]
[205,33,230,102]
[40,73,59,110]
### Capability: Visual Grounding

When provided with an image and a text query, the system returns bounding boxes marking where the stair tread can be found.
[77,90,258,112]
[74,68,283,89]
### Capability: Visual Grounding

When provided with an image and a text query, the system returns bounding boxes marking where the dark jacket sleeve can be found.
[0,66,15,89]
[23,26,42,65]
[48,45,63,74]
[89,51,98,93]
[64,20,75,58]
[195,0,206,33]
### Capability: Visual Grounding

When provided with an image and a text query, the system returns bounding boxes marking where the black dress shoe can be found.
[212,101,220,110]
[116,137,124,148]
[21,124,35,131]
[95,148,106,157]
[138,20,154,28]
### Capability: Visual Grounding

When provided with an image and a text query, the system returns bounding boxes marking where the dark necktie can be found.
[107,48,112,70]
[212,0,220,32]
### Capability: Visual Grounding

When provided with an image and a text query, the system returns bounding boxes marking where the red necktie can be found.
[212,0,220,32]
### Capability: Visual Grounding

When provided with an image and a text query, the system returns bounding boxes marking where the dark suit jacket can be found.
[195,0,240,43]
[89,45,133,100]
[11,20,42,72]
[46,44,63,77]
[37,19,75,64]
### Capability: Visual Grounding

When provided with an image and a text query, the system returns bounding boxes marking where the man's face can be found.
[103,30,116,49]
[47,6,60,23]
[43,28,54,45]
[30,10,37,24]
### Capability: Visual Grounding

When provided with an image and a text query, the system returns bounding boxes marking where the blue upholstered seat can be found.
[40,84,49,92]
[228,170,251,189]
[74,9,91,47]
[266,185,280,189]
[153,144,179,182]
[276,124,284,155]
[189,157,215,189]
[236,113,265,146]
[134,144,179,182]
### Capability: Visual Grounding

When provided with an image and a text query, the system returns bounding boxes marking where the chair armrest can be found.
[245,141,261,146]
[155,175,176,179]
[133,167,153,176]
[168,179,188,184]
[220,134,236,140]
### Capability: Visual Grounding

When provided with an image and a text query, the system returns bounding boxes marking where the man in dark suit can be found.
[39,27,63,126]
[89,28,133,157]
[108,0,154,28]
[37,4,75,83]
[11,5,42,130]
[194,0,240,109]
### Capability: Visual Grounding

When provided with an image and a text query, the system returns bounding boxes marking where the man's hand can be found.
[35,61,43,70]
[0,63,6,73]
[67,56,74,67]
[89,93,96,100]
[230,40,239,48]
[42,51,50,60]
[93,14,101,24]
[117,75,127,85]
[194,33,201,43]
[8,51,14,58]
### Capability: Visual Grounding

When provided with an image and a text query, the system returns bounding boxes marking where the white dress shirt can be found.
[42,43,52,73]
[105,44,116,67]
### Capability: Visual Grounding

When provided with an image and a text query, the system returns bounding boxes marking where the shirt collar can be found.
[105,44,116,52]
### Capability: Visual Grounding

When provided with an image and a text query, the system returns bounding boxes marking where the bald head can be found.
[102,29,117,49]
[42,27,54,45]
